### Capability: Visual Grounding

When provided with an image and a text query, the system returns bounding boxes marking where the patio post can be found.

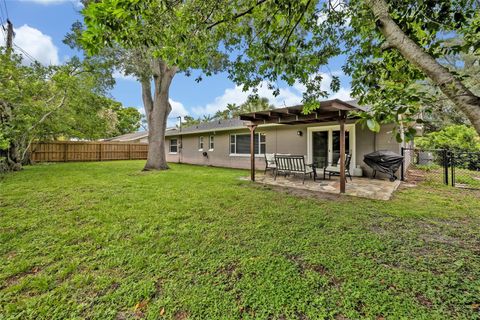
[339,111,347,193]
[248,124,257,181]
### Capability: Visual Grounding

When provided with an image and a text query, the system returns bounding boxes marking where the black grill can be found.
[364,150,404,181]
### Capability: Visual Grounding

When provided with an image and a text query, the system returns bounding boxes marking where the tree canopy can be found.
[81,0,480,140]
[79,0,480,171]
[0,49,141,171]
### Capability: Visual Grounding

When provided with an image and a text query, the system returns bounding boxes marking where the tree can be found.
[420,51,479,132]
[0,49,122,171]
[181,115,201,128]
[81,0,480,163]
[238,96,274,114]
[416,125,480,152]
[107,101,142,136]
[81,0,228,170]
[213,103,239,120]
[211,0,480,137]
[213,97,274,120]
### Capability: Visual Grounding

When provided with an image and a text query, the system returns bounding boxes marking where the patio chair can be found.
[264,153,276,175]
[323,154,352,181]
[274,155,315,184]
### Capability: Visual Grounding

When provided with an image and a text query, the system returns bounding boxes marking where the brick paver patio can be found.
[253,173,401,200]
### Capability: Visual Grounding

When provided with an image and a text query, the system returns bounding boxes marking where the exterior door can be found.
[331,130,350,165]
[312,131,329,168]
[308,125,355,169]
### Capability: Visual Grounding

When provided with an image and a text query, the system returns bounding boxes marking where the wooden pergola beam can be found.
[339,111,347,193]
[240,101,360,194]
[243,111,340,125]
[248,124,257,181]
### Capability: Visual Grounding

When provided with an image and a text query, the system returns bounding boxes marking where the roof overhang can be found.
[239,99,361,125]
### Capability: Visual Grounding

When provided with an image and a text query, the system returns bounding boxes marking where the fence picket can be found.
[30,141,148,163]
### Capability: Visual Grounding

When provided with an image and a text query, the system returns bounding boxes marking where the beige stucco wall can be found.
[165,122,401,178]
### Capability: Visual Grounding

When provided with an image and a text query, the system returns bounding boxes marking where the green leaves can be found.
[0,48,134,169]
[416,125,480,152]
[367,118,381,133]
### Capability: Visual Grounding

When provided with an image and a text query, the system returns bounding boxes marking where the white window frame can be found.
[169,138,178,154]
[306,124,356,171]
[229,133,266,156]
[198,136,204,151]
[209,135,215,151]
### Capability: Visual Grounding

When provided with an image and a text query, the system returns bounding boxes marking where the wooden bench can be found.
[274,155,315,184]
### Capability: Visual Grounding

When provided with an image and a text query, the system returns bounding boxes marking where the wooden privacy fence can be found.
[30,141,148,162]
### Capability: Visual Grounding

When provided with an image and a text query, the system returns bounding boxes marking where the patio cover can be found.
[239,99,363,193]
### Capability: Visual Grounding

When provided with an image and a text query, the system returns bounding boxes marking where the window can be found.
[169,138,178,153]
[230,133,266,155]
[198,136,204,150]
[209,135,214,150]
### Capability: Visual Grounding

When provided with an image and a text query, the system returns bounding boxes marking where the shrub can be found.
[416,125,480,152]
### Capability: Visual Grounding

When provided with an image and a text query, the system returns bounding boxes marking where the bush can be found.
[416,125,480,152]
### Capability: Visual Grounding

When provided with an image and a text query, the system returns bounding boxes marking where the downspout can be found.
[178,116,182,164]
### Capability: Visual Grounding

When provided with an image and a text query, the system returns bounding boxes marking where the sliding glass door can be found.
[309,125,354,168]
[332,130,350,165]
[312,131,329,168]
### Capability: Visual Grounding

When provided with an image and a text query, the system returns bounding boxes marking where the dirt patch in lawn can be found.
[1,266,42,289]
[255,184,345,201]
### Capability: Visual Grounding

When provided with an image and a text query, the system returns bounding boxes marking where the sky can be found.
[1,0,353,126]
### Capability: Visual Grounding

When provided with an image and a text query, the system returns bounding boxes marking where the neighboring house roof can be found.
[105,131,149,142]
[165,118,245,136]
[344,99,372,112]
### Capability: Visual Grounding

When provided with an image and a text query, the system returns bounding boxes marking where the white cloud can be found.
[19,0,83,7]
[192,73,352,117]
[113,70,136,81]
[316,0,350,26]
[191,82,303,116]
[0,24,59,65]
[169,99,188,118]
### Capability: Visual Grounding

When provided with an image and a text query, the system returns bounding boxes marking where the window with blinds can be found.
[230,133,266,155]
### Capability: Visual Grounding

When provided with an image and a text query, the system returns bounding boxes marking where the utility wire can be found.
[2,0,8,20]
[0,3,5,27]
[14,43,37,63]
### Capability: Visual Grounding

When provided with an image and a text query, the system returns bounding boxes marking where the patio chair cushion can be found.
[304,166,314,173]
[265,153,276,166]
[325,165,340,173]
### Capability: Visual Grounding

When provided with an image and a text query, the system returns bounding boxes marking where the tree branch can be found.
[207,0,269,30]
[366,0,480,134]
[30,90,68,132]
[282,0,312,52]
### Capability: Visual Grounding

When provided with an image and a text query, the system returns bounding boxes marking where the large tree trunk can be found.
[142,60,177,171]
[366,0,480,135]
[0,101,22,171]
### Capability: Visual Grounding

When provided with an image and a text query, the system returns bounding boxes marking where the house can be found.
[104,128,177,144]
[164,99,404,179]
[104,131,149,143]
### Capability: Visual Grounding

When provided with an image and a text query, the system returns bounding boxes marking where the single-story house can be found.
[164,99,408,179]
[104,131,149,143]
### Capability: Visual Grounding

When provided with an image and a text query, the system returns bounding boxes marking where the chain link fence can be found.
[402,148,480,189]
[451,152,480,189]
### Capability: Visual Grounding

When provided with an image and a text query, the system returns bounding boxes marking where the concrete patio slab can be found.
[251,173,401,200]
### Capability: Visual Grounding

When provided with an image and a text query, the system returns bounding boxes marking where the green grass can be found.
[454,169,480,188]
[1,161,479,320]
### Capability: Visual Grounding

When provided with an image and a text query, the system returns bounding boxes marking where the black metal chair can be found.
[323,154,352,181]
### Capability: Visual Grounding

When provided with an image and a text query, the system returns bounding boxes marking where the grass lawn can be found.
[1,161,479,319]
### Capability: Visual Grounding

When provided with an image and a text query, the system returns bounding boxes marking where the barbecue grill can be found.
[363,150,404,181]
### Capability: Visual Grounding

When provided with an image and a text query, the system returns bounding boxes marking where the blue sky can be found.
[2,0,353,126]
